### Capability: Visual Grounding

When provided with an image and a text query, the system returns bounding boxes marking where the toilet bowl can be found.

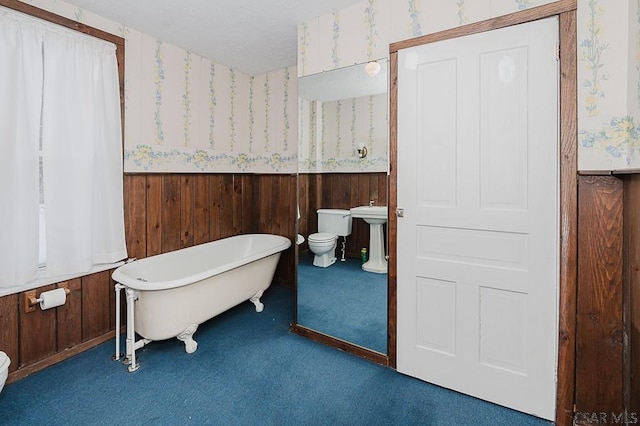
[308,232,338,267]
[0,351,9,395]
[307,208,352,268]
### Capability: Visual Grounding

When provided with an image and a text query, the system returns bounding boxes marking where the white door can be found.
[397,18,559,420]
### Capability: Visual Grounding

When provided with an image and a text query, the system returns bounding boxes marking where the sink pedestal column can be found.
[363,223,387,274]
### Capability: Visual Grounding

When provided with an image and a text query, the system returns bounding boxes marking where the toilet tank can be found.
[317,209,352,236]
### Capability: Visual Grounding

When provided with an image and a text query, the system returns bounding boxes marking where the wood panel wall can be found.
[1,271,114,380]
[575,176,625,419]
[623,175,640,416]
[124,173,296,285]
[3,173,296,383]
[3,174,638,419]
[574,174,640,423]
[298,172,388,259]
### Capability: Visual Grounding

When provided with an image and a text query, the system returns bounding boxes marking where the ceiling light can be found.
[365,61,381,77]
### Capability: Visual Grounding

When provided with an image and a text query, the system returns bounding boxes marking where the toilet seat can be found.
[308,232,336,243]
[308,232,338,268]
[0,352,7,370]
[0,351,9,394]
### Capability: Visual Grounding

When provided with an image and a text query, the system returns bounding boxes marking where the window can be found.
[0,7,127,289]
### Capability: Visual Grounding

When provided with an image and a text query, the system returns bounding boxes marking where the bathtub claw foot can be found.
[177,324,199,354]
[250,290,264,312]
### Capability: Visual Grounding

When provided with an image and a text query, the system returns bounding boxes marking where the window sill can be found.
[0,261,126,298]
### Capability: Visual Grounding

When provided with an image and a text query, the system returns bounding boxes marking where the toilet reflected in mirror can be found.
[308,209,352,267]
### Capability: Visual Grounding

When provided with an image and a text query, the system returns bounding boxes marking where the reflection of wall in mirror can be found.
[299,93,388,173]
[298,172,388,259]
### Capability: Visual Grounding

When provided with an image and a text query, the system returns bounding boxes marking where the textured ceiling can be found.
[61,0,363,75]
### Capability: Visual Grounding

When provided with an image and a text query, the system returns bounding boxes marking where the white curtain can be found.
[0,13,43,287]
[41,25,127,276]
[0,9,127,286]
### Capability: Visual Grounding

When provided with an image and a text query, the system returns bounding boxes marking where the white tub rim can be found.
[112,233,291,291]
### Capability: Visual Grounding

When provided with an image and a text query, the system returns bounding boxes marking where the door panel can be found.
[397,17,559,420]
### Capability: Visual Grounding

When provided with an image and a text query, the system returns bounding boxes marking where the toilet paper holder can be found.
[24,282,71,313]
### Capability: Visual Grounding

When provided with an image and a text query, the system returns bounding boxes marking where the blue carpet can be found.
[297,252,387,353]
[0,285,552,425]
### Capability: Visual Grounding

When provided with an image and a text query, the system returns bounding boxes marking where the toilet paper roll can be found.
[39,288,67,310]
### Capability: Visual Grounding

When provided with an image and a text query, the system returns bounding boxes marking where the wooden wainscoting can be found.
[575,175,625,419]
[2,172,296,383]
[623,175,640,416]
[2,270,116,382]
[298,172,388,259]
[124,173,296,285]
[575,173,640,423]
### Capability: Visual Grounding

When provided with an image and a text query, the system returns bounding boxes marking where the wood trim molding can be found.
[7,329,116,384]
[290,324,388,366]
[387,51,398,369]
[556,10,579,426]
[579,169,640,176]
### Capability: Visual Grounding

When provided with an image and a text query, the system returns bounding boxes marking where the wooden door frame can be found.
[388,1,577,425]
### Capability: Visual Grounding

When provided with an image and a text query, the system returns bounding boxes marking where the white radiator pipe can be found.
[125,287,140,372]
[135,339,151,350]
[113,283,125,361]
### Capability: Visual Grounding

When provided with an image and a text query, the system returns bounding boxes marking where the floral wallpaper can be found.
[22,0,298,174]
[577,0,639,170]
[299,94,388,173]
[19,0,640,172]
[299,0,640,171]
[124,35,298,173]
[630,0,640,168]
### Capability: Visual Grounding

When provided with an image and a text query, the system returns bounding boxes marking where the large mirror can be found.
[294,59,389,356]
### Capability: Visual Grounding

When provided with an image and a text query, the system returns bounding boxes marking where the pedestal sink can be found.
[350,206,388,274]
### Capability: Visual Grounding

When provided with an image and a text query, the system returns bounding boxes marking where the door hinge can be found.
[556,43,560,61]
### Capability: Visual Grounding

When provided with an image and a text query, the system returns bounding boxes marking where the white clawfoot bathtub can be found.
[112,233,291,372]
